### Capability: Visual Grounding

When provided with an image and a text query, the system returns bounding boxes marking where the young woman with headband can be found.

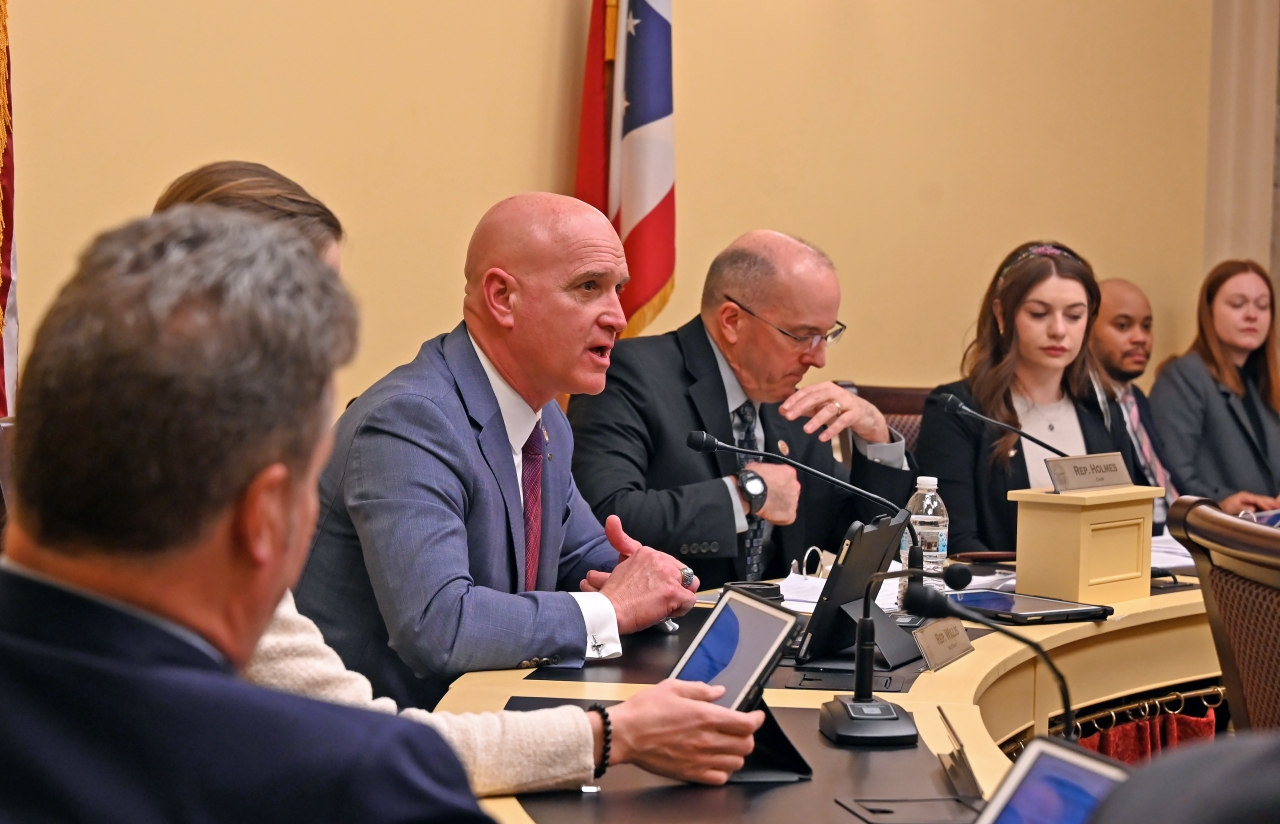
[915,241,1137,556]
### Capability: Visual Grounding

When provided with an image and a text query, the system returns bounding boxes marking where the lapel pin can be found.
[778,439,790,457]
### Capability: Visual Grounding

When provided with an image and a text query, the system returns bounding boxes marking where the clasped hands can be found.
[581,515,699,635]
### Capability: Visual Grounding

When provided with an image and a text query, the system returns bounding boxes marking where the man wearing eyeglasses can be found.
[567,231,915,589]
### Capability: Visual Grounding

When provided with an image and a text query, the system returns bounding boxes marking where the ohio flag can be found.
[575,0,674,336]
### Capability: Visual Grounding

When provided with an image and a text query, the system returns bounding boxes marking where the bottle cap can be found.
[916,476,938,488]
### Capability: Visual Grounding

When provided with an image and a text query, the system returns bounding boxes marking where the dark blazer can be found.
[567,316,916,589]
[1129,384,1189,495]
[296,323,618,711]
[1150,353,1280,500]
[1091,733,1280,824]
[0,569,489,824]
[915,380,1138,555]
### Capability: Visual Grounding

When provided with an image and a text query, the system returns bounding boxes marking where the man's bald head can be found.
[700,230,833,313]
[1092,278,1155,384]
[1099,278,1149,308]
[464,192,620,293]
[461,192,628,409]
[699,230,841,403]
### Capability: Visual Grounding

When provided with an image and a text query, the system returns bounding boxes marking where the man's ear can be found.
[718,301,743,345]
[232,463,291,568]
[482,267,519,330]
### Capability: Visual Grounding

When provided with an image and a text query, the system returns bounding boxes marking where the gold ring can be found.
[832,402,842,414]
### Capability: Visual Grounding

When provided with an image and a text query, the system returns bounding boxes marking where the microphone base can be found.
[819,696,919,747]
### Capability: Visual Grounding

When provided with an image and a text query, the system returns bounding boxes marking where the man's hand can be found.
[779,381,889,444]
[581,516,698,634]
[596,679,765,784]
[741,461,800,525]
[1220,490,1280,515]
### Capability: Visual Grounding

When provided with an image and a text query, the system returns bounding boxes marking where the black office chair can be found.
[1170,496,1280,730]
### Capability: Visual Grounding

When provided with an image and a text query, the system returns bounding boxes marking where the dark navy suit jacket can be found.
[296,323,617,711]
[0,568,489,824]
[568,316,916,590]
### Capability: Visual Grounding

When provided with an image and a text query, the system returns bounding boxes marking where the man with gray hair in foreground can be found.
[0,206,490,822]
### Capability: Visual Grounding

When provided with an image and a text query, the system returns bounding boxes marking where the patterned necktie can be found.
[734,401,766,582]
[521,426,544,592]
[1120,391,1175,496]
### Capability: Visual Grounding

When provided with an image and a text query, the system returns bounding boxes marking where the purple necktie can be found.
[521,427,544,592]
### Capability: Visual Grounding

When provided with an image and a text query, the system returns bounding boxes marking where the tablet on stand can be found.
[793,509,921,674]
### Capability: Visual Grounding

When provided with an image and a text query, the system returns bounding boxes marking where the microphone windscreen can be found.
[686,431,717,453]
[939,393,964,414]
[901,583,952,619]
[942,564,972,590]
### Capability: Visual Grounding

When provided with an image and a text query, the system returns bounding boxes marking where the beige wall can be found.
[14,1,1223,404]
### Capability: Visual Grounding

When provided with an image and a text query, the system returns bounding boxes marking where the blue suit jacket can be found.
[0,569,489,824]
[296,323,617,710]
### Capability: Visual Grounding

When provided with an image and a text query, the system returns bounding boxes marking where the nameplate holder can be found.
[912,616,973,672]
[1046,452,1132,493]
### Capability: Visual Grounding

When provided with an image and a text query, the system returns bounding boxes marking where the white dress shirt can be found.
[705,331,908,534]
[467,331,621,659]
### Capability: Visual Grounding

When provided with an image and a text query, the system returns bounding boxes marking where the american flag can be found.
[574,0,674,337]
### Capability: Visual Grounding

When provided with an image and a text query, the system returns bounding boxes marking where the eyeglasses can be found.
[723,294,846,352]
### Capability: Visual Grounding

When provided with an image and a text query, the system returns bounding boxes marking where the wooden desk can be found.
[437,589,1219,824]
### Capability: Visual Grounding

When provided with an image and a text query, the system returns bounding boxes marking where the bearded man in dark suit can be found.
[569,231,916,589]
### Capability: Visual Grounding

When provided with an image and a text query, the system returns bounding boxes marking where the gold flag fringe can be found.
[620,274,675,339]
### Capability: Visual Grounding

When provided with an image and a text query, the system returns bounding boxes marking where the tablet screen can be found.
[978,740,1127,824]
[949,590,1093,615]
[671,592,796,709]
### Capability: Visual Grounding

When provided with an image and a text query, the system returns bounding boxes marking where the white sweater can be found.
[244,591,594,796]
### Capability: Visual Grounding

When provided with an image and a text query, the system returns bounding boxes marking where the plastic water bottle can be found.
[899,476,950,595]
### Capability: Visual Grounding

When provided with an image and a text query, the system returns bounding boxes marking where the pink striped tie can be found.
[1120,391,1175,495]
[521,427,543,592]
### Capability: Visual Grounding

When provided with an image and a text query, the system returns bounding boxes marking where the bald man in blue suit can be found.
[296,193,700,710]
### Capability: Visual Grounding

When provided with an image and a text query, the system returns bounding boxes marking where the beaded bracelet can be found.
[587,703,611,779]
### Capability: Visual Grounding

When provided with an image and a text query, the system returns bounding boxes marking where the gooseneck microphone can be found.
[852,565,973,701]
[935,393,1069,458]
[903,586,1077,741]
[686,430,921,557]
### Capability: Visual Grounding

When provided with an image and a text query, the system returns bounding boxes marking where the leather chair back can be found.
[1170,496,1280,730]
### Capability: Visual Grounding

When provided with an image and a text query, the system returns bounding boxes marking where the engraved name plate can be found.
[1046,452,1132,492]
[912,616,974,672]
